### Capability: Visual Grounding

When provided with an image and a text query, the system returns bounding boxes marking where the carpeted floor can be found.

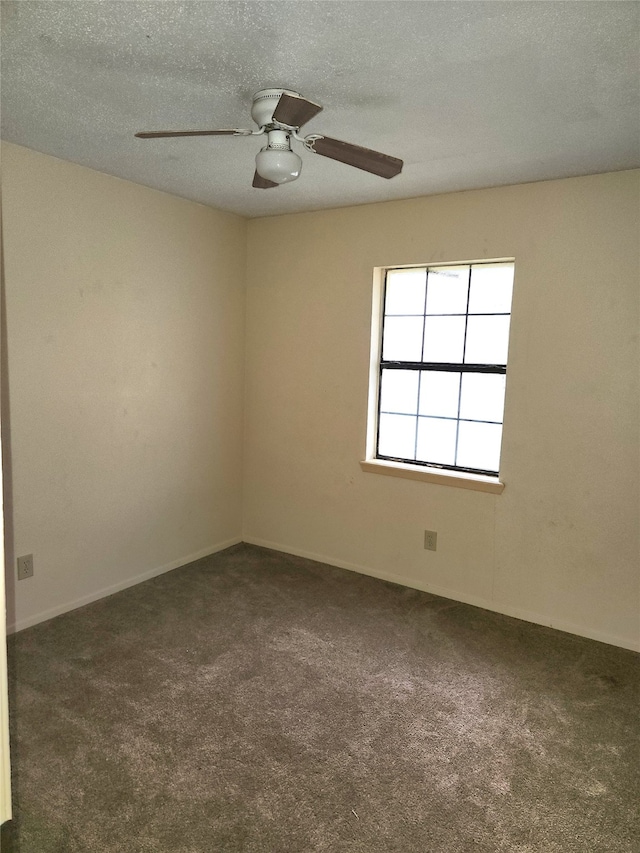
[2,543,639,852]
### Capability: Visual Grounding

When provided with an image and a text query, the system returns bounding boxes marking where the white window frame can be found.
[361,260,514,494]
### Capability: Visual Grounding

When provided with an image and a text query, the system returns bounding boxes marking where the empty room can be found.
[0,1,638,851]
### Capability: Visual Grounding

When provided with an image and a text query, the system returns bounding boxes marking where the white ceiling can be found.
[2,1,639,218]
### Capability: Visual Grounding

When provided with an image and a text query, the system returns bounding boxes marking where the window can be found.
[370,261,514,481]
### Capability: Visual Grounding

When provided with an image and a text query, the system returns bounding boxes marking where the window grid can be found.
[376,262,513,477]
[453,266,472,464]
[413,271,429,461]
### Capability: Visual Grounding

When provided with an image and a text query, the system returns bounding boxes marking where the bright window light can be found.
[374,261,515,477]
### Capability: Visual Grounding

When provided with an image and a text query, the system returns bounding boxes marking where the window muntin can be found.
[376,262,514,477]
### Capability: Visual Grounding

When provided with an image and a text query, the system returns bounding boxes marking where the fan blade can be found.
[135,129,251,138]
[272,93,323,128]
[252,171,279,189]
[311,136,403,178]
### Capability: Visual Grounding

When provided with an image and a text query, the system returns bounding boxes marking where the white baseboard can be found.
[8,536,242,634]
[10,534,637,653]
[243,536,640,654]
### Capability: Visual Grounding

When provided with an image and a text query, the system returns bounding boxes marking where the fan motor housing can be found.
[251,88,300,128]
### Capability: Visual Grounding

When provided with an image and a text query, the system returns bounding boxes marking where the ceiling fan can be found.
[135,88,403,189]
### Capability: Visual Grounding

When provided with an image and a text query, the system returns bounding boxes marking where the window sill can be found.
[359,459,505,494]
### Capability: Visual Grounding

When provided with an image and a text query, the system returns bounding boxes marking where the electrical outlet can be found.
[424,530,437,552]
[17,554,34,580]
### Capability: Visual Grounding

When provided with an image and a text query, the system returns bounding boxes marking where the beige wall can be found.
[2,143,246,630]
[244,171,640,651]
[2,145,638,651]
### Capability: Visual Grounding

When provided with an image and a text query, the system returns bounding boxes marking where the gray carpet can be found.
[2,543,639,852]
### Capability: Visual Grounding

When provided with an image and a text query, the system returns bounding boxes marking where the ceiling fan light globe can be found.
[255,148,302,184]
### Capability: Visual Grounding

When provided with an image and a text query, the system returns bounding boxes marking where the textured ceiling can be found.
[2,1,639,218]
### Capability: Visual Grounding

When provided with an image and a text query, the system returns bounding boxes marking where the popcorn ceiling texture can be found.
[1,1,639,216]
